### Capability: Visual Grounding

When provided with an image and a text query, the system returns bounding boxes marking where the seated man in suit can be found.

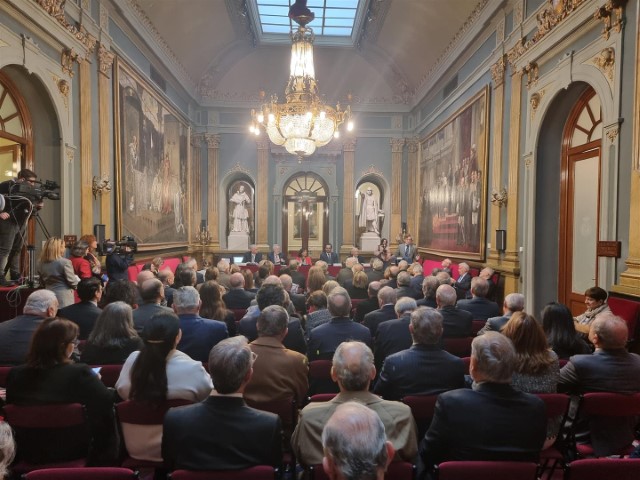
[417,276,438,308]
[476,292,524,335]
[320,243,340,265]
[451,262,472,300]
[394,233,416,264]
[435,284,472,338]
[336,257,357,287]
[223,272,255,309]
[173,286,228,363]
[409,263,425,297]
[157,268,176,308]
[162,336,283,471]
[456,277,501,321]
[478,266,497,301]
[267,244,287,266]
[322,402,394,480]
[0,289,58,365]
[374,306,465,400]
[346,247,365,265]
[396,271,422,300]
[58,276,102,339]
[363,286,398,338]
[133,278,173,333]
[373,296,417,370]
[242,244,263,264]
[307,287,372,361]
[292,341,417,467]
[418,332,546,476]
[558,314,640,456]
[244,305,309,406]
[354,281,382,323]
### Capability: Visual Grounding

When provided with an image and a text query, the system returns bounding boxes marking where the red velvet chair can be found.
[24,467,138,480]
[461,356,470,375]
[169,466,278,479]
[308,360,339,396]
[308,461,415,480]
[93,364,123,388]
[564,458,640,480]
[307,393,338,403]
[0,365,11,387]
[442,337,473,357]
[536,393,572,478]
[435,461,538,480]
[401,394,439,441]
[471,319,485,335]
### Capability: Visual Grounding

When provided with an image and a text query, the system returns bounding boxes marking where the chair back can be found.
[442,337,473,357]
[231,308,247,322]
[471,320,485,335]
[579,392,640,417]
[401,395,439,441]
[0,365,11,387]
[436,461,538,480]
[24,467,138,480]
[244,397,297,436]
[170,466,277,479]
[461,357,470,375]
[308,393,337,403]
[95,364,123,388]
[308,360,339,396]
[116,399,193,425]
[3,403,90,466]
[309,462,414,480]
[565,458,640,480]
[537,393,571,418]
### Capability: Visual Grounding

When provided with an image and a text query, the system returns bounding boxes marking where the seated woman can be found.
[296,248,312,266]
[80,301,143,365]
[305,290,332,337]
[542,302,592,359]
[38,237,79,309]
[242,269,257,293]
[115,312,212,462]
[199,280,236,336]
[6,318,117,465]
[346,271,369,299]
[574,286,611,335]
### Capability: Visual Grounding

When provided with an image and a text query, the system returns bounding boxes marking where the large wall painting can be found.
[114,59,190,247]
[418,87,489,260]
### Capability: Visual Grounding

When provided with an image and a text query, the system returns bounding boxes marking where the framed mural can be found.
[418,86,489,260]
[114,59,190,248]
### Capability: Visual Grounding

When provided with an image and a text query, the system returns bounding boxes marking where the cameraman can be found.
[0,168,40,285]
[105,242,135,282]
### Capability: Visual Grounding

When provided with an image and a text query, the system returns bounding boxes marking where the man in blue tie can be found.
[395,234,415,264]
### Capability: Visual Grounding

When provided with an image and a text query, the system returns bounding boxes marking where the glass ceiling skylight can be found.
[255,0,361,38]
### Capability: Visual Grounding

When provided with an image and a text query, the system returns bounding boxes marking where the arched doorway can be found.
[282,173,329,256]
[559,87,602,315]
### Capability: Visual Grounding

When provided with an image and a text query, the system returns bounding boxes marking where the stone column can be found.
[407,138,420,238]
[205,134,220,248]
[79,58,93,234]
[390,138,405,250]
[190,134,203,239]
[487,55,507,264]
[97,44,114,236]
[340,137,357,257]
[255,139,270,249]
[612,18,640,297]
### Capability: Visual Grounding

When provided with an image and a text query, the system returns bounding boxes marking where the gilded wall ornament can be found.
[592,47,615,80]
[407,138,419,154]
[61,48,78,77]
[359,165,384,179]
[390,138,405,153]
[491,187,508,208]
[190,134,204,148]
[523,62,539,89]
[35,0,66,23]
[606,126,619,143]
[594,0,626,40]
[491,55,507,87]
[64,144,75,163]
[35,0,97,55]
[97,44,114,77]
[57,79,70,108]
[228,162,251,176]
[205,134,221,149]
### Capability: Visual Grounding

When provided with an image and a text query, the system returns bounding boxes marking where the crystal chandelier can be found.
[249,1,353,157]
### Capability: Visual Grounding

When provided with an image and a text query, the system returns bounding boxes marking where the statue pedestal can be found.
[360,232,380,253]
[228,232,249,251]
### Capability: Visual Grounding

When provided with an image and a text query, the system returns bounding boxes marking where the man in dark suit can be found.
[133,278,173,333]
[279,273,306,316]
[157,269,176,307]
[417,276,438,308]
[354,281,382,323]
[374,306,465,400]
[385,265,399,289]
[373,297,417,370]
[58,277,102,339]
[223,272,256,309]
[173,286,228,363]
[242,244,263,264]
[0,289,58,364]
[394,234,416,264]
[184,257,204,285]
[558,315,640,456]
[319,243,340,265]
[336,257,357,286]
[476,292,524,335]
[307,287,372,361]
[345,247,365,265]
[436,284,472,337]
[162,336,282,471]
[396,271,422,300]
[451,262,472,300]
[456,277,501,321]
[409,263,425,297]
[267,244,287,265]
[363,286,398,338]
[479,266,497,301]
[417,332,546,476]
[367,258,385,283]
[238,283,307,355]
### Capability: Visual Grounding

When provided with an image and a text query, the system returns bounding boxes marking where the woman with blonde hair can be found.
[38,237,78,308]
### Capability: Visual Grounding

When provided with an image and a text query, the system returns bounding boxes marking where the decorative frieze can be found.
[491,55,507,87]
[594,0,625,40]
[34,0,97,55]
[61,48,78,77]
[97,44,114,78]
[523,62,539,89]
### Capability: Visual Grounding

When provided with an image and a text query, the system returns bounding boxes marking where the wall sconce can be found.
[490,187,508,208]
[496,229,506,253]
[92,174,112,199]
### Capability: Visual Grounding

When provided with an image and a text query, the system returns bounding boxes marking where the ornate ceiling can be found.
[131,0,487,108]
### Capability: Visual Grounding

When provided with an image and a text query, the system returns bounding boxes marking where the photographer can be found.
[0,169,40,285]
[105,238,136,282]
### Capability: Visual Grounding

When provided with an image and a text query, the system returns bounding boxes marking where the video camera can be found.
[15,179,61,201]
[100,235,138,256]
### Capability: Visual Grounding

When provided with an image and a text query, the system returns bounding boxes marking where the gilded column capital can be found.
[390,138,405,153]
[61,48,79,77]
[491,55,507,88]
[342,137,357,152]
[522,62,539,89]
[190,134,204,148]
[407,137,419,154]
[97,44,114,78]
[205,134,221,149]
